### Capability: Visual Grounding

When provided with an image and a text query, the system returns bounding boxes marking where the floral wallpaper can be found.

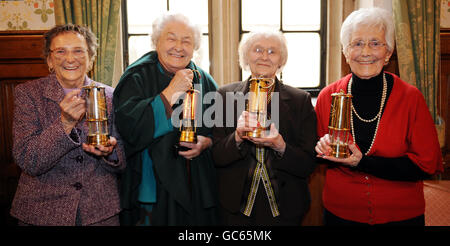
[0,0,449,30]
[0,0,55,30]
[442,0,450,28]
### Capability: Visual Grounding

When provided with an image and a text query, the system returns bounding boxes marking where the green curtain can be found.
[54,0,121,86]
[392,0,440,123]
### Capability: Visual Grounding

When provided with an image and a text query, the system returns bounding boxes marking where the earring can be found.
[384,58,389,65]
[48,67,54,73]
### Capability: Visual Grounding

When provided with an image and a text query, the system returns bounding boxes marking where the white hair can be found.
[340,7,395,55]
[151,12,202,50]
[238,30,288,74]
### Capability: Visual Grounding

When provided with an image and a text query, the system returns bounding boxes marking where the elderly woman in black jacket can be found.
[212,30,317,225]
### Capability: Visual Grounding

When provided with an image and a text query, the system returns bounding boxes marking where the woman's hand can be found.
[315,134,332,156]
[161,69,194,106]
[248,123,286,154]
[178,135,212,160]
[235,111,258,144]
[315,134,363,167]
[60,89,85,134]
[82,136,117,157]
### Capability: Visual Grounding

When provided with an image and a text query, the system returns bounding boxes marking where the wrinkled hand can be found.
[315,134,362,167]
[60,89,85,134]
[178,135,212,160]
[162,69,194,106]
[82,136,117,157]
[235,111,258,144]
[248,123,286,154]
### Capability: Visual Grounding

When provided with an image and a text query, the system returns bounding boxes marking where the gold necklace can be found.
[347,73,387,155]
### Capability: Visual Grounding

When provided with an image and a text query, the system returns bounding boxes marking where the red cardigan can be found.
[315,73,443,224]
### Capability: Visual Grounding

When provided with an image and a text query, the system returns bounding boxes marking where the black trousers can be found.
[324,209,425,226]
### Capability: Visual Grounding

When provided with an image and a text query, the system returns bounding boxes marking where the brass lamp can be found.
[83,85,109,146]
[328,90,352,158]
[179,88,200,143]
[246,78,274,138]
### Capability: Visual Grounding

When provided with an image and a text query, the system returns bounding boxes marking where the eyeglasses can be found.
[349,40,386,51]
[253,47,278,55]
[50,48,87,59]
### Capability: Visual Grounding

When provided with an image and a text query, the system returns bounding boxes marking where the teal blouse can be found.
[137,64,174,204]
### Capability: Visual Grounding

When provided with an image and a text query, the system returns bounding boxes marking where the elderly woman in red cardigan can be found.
[315,7,443,225]
[10,24,126,226]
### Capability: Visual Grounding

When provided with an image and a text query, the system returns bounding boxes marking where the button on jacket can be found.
[10,74,126,226]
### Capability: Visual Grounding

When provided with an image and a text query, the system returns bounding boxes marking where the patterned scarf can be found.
[242,81,279,217]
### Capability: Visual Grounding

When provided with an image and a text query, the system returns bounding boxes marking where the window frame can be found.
[121,0,326,96]
[121,0,210,71]
[239,0,327,97]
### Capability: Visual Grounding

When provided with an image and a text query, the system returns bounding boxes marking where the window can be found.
[122,0,210,72]
[240,0,326,95]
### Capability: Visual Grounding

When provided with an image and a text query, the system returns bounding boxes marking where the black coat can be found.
[212,78,317,223]
[113,51,220,225]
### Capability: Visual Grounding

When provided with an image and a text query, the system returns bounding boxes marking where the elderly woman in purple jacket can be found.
[10,24,126,226]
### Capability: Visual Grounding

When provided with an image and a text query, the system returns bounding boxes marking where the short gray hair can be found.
[340,7,395,55]
[238,30,288,74]
[44,24,98,61]
[151,12,202,50]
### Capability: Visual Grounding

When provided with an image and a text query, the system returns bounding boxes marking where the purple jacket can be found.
[10,74,126,226]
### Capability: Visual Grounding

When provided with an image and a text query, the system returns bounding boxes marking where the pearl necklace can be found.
[347,73,387,155]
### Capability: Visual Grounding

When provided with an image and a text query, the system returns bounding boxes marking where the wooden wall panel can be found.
[0,63,48,79]
[0,35,44,60]
[0,80,18,166]
[0,30,48,225]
